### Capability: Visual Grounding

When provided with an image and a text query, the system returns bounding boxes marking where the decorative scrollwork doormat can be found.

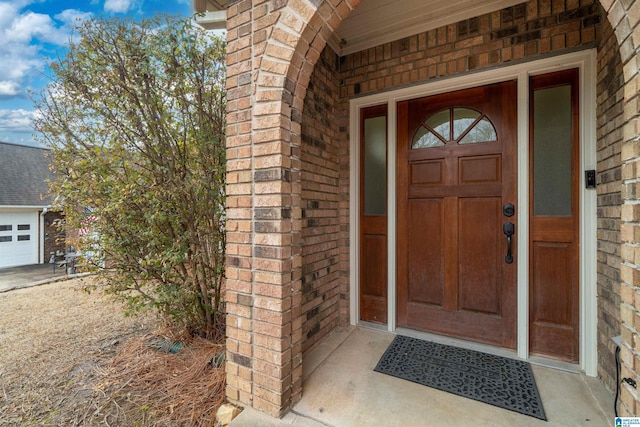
[374,335,547,421]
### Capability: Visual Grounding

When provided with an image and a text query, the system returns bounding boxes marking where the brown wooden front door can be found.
[397,81,518,348]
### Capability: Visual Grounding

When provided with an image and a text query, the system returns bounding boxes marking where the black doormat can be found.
[374,335,546,421]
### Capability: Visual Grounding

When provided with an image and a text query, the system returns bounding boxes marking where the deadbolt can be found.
[503,203,515,218]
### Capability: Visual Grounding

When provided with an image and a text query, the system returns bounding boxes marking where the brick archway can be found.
[601,0,640,417]
[225,0,358,417]
[225,0,640,417]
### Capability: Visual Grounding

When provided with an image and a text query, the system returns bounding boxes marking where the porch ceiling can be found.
[194,0,226,11]
[192,0,526,49]
[330,0,527,55]
[193,0,227,30]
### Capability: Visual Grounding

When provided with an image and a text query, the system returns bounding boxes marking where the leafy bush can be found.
[34,15,226,337]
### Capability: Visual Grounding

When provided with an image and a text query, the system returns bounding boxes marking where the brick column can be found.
[224,0,359,417]
[225,0,256,410]
[606,0,640,416]
[224,0,306,417]
[620,119,640,414]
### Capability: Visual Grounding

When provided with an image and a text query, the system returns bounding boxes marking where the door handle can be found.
[503,222,514,264]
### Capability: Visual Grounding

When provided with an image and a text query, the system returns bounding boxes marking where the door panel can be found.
[458,197,500,315]
[361,233,387,322]
[397,81,517,348]
[459,155,501,183]
[529,69,580,362]
[407,199,445,307]
[411,160,444,185]
[531,242,574,325]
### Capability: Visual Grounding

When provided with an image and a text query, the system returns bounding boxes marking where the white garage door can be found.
[0,212,39,268]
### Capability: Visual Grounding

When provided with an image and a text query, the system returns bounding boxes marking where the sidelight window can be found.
[363,108,388,216]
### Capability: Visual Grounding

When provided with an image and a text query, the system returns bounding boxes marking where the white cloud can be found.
[55,9,93,26]
[104,0,133,13]
[7,11,65,45]
[0,3,92,100]
[0,42,41,91]
[0,109,35,132]
[0,81,22,98]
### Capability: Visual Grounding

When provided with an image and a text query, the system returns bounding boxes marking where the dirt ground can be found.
[0,277,153,425]
[0,277,224,427]
[0,277,226,426]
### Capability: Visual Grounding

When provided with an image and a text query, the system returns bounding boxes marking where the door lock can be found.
[503,203,515,218]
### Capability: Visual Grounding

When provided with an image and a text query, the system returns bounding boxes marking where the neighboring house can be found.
[0,142,64,269]
[196,0,640,419]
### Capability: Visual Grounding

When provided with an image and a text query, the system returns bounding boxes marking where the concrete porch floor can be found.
[231,327,615,426]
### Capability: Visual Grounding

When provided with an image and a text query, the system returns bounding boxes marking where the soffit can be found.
[331,0,527,55]
[193,0,227,30]
[192,0,527,51]
[194,0,226,12]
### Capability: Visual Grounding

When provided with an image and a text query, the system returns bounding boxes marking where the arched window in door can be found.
[411,107,497,149]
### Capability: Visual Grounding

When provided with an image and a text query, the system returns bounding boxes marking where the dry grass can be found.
[0,277,226,426]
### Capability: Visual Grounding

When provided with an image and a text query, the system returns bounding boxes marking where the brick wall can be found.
[606,0,640,417]
[224,0,348,416]
[339,1,601,97]
[43,211,65,261]
[300,47,349,353]
[596,12,623,393]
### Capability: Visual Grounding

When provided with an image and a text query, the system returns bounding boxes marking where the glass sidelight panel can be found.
[532,85,573,216]
[364,116,387,215]
[529,68,579,362]
[360,104,388,324]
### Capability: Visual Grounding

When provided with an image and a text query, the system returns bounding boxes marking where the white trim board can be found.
[349,49,598,375]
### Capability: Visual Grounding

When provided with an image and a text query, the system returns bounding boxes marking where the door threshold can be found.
[358,320,390,332]
[528,355,582,374]
[393,327,582,374]
[356,323,583,374]
[394,327,520,360]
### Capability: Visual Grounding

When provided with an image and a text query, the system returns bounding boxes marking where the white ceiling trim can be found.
[193,0,227,12]
[328,0,526,56]
[194,10,227,30]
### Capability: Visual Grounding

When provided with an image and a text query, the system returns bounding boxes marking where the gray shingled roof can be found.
[0,142,54,207]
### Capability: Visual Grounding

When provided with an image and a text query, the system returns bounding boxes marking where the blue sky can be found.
[0,0,193,147]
